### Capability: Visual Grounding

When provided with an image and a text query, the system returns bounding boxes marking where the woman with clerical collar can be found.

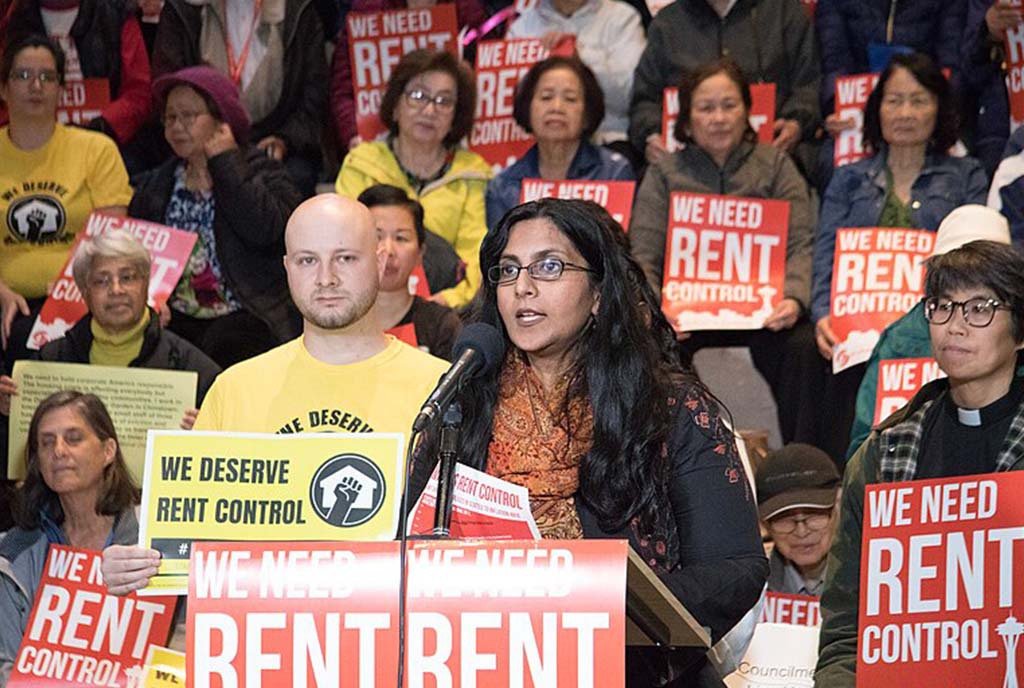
[816,239,1024,685]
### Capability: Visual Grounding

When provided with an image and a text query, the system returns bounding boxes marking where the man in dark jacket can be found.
[151,0,328,194]
[0,230,220,423]
[628,0,820,169]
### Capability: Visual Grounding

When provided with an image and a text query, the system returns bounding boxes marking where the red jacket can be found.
[328,0,488,151]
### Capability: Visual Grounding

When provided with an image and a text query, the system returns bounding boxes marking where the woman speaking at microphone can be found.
[409,198,767,685]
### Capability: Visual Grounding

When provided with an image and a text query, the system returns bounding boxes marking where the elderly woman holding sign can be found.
[629,57,819,449]
[0,34,131,363]
[816,240,1024,685]
[0,391,141,681]
[409,198,767,685]
[809,52,987,459]
[129,65,303,368]
[336,49,492,308]
[484,56,634,231]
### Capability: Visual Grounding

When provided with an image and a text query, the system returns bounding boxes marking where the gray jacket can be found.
[0,510,139,685]
[628,0,820,152]
[630,140,816,310]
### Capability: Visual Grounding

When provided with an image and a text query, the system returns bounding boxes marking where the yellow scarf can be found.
[89,311,149,366]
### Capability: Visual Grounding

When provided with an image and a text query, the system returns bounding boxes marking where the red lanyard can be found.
[224,0,263,86]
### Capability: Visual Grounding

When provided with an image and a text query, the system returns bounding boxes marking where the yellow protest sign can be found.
[138,431,405,595]
[7,361,197,480]
[142,645,186,687]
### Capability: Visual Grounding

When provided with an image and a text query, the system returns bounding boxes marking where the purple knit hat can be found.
[153,65,251,144]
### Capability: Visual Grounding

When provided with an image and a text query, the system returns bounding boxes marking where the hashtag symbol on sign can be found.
[178,543,189,556]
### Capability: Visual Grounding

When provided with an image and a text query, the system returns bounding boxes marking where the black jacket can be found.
[38,310,221,404]
[128,146,303,343]
[152,0,328,161]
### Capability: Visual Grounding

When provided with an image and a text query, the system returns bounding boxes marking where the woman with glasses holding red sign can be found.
[817,239,1024,685]
[0,34,131,365]
[336,49,492,309]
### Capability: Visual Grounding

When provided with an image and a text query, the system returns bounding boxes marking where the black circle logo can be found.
[7,196,66,243]
[309,453,387,527]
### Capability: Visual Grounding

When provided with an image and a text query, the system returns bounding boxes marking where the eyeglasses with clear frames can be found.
[88,271,143,291]
[488,257,595,285]
[8,68,60,85]
[162,110,207,129]
[404,88,456,112]
[768,510,833,535]
[922,296,1012,328]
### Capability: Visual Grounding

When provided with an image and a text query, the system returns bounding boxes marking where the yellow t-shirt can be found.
[0,124,133,298]
[194,335,449,437]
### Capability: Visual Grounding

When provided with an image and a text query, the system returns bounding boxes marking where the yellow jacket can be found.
[335,141,493,307]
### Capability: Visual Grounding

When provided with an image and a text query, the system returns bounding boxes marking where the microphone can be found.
[412,323,505,432]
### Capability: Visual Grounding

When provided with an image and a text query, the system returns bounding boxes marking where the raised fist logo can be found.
[7,196,66,244]
[309,454,386,527]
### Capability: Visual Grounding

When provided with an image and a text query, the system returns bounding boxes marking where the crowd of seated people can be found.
[4,0,1024,684]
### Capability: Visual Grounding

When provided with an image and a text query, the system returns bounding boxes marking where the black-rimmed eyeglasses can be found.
[487,258,594,285]
[922,296,1012,328]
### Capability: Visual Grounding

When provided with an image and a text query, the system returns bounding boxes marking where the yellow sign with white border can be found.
[138,431,405,595]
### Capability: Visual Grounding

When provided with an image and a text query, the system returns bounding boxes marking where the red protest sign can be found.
[520,178,636,228]
[187,540,626,686]
[662,83,775,153]
[759,592,821,627]
[834,73,880,168]
[829,228,933,373]
[873,357,946,425]
[27,212,198,350]
[387,321,419,347]
[857,472,1024,686]
[470,38,550,169]
[56,78,110,127]
[749,83,776,145]
[661,192,789,331]
[9,546,175,687]
[1006,8,1024,131]
[348,5,458,143]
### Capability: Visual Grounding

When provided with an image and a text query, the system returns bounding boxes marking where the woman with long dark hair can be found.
[410,198,767,684]
[0,391,140,678]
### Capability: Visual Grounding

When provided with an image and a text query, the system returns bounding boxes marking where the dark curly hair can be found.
[419,199,718,551]
[379,49,476,147]
[1,33,66,87]
[14,391,140,530]
[863,52,959,155]
[512,56,605,141]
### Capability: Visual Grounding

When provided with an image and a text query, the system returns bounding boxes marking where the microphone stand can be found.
[432,402,462,537]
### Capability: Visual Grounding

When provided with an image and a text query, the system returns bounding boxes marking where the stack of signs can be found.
[829,228,934,373]
[1006,3,1024,131]
[660,192,789,331]
[469,38,553,169]
[834,73,880,168]
[186,539,627,686]
[725,592,820,687]
[874,357,946,425]
[57,79,109,126]
[409,462,541,539]
[662,83,776,153]
[347,5,459,142]
[857,473,1024,685]
[519,178,636,228]
[8,546,175,688]
[27,212,197,350]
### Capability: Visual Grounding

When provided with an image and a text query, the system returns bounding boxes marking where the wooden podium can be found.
[625,547,710,649]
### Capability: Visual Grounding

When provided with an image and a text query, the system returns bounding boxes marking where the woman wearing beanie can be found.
[129,65,303,367]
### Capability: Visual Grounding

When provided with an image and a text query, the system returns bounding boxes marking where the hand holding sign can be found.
[988,0,1023,40]
[102,545,163,596]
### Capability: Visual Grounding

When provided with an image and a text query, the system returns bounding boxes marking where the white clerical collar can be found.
[957,407,982,427]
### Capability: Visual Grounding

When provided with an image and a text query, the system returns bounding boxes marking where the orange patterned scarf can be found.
[487,352,591,539]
